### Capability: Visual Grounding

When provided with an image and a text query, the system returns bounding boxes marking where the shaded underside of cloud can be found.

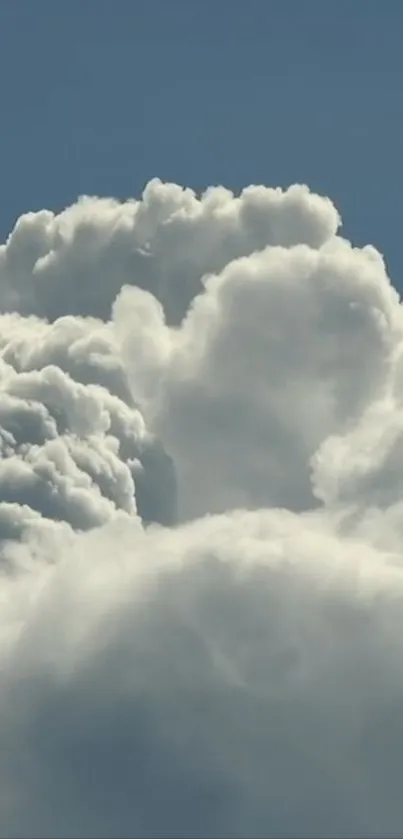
[1,179,403,837]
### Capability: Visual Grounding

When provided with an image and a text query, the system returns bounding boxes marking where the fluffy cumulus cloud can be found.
[0,180,339,325]
[2,179,403,837]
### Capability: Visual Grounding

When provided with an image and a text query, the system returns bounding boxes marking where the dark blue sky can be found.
[1,1,402,286]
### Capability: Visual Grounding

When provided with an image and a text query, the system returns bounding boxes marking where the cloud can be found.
[115,237,400,520]
[3,510,403,839]
[0,180,340,325]
[0,312,177,532]
[1,179,403,837]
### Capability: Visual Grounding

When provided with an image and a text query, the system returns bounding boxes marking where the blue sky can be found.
[1,1,402,285]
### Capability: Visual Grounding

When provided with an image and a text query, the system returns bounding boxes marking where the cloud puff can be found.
[0,180,340,325]
[0,312,177,533]
[3,510,403,839]
[1,179,403,838]
[115,237,400,520]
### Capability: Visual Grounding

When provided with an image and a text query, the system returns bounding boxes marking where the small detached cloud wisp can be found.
[1,179,403,838]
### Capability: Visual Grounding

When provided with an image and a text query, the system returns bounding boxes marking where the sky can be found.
[4,4,403,838]
[1,1,403,284]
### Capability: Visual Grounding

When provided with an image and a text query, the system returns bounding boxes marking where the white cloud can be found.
[0,179,340,325]
[116,237,401,520]
[0,312,177,533]
[1,179,403,837]
[3,510,403,838]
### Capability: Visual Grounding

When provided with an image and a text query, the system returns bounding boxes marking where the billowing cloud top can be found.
[0,179,340,324]
[1,179,403,838]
